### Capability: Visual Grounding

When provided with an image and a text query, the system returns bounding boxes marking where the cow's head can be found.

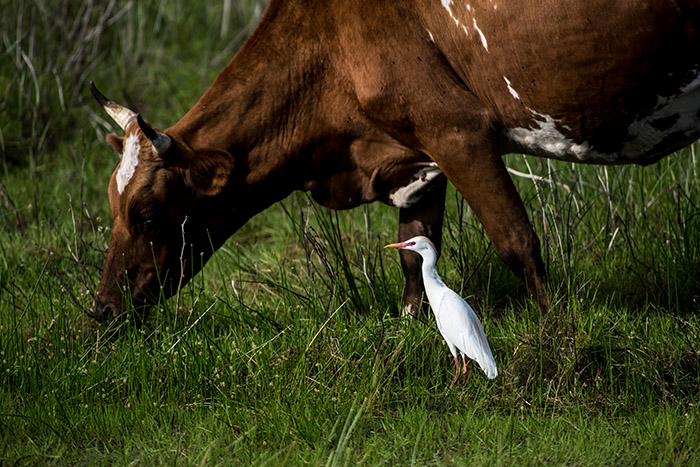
[90,83,234,322]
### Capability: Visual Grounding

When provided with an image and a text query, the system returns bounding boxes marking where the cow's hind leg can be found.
[354,59,547,309]
[432,138,548,310]
[398,176,447,317]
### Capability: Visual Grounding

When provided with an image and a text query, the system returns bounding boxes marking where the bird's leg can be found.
[398,177,447,318]
[461,356,469,386]
[450,356,460,389]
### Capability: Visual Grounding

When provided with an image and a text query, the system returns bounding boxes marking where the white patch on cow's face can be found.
[390,163,443,208]
[504,77,520,100]
[117,134,140,194]
[427,30,435,42]
[472,18,488,51]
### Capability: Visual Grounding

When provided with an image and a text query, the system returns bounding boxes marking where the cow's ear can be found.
[106,134,124,153]
[184,150,233,197]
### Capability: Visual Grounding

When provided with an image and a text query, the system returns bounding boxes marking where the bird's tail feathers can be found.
[473,333,498,379]
[479,355,498,379]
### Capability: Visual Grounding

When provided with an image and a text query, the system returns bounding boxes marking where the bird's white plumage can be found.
[385,236,498,381]
[432,288,498,379]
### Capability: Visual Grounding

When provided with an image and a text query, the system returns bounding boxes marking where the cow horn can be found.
[137,114,172,156]
[89,81,137,131]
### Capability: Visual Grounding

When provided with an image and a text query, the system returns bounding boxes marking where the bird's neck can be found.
[419,250,446,290]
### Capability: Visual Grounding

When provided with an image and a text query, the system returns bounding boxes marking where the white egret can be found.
[385,236,498,386]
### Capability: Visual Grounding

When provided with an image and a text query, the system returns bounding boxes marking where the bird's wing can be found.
[435,290,498,379]
[432,289,459,358]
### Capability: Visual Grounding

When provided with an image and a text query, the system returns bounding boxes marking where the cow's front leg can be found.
[434,144,548,310]
[398,177,447,317]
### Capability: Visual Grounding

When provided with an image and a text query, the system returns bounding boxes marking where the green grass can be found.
[2,0,700,464]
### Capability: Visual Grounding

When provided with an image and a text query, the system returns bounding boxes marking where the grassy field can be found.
[2,0,700,464]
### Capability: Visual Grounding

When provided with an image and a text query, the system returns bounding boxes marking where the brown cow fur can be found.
[92,0,700,321]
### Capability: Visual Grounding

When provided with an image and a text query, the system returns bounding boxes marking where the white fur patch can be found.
[117,134,140,194]
[507,111,592,160]
[390,164,443,208]
[441,0,461,28]
[506,69,700,163]
[504,77,520,100]
[473,18,489,52]
[622,71,700,158]
[441,1,490,49]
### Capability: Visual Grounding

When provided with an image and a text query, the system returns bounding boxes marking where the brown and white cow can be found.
[91,0,700,321]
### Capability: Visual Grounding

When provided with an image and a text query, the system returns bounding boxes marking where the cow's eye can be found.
[137,210,156,233]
